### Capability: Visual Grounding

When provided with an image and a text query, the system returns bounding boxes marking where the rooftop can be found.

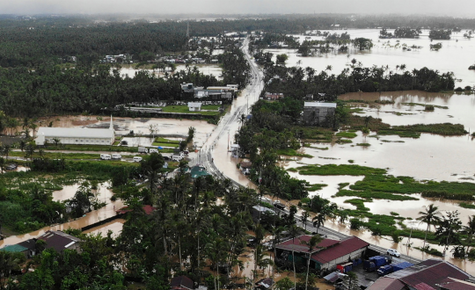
[38,230,81,253]
[311,236,369,264]
[276,235,340,254]
[37,127,114,139]
[304,102,337,108]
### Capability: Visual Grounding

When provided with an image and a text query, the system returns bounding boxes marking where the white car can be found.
[133,156,143,162]
[387,249,400,257]
[149,148,159,154]
[100,154,111,160]
[111,153,122,160]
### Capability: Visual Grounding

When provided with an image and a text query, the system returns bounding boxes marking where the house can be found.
[301,102,337,126]
[368,259,473,290]
[263,92,284,100]
[188,102,202,112]
[275,235,369,271]
[239,160,252,175]
[35,116,115,146]
[171,275,194,290]
[1,238,38,258]
[38,230,82,253]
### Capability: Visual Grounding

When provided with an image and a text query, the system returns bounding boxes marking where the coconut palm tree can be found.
[417,204,442,249]
[303,235,322,290]
[462,215,475,254]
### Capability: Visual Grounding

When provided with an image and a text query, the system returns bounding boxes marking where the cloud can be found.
[1,0,474,16]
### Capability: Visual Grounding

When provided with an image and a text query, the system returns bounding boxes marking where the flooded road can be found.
[0,184,124,247]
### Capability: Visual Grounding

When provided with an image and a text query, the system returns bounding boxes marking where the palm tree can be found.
[303,235,322,290]
[462,215,475,254]
[417,204,442,249]
[301,211,310,231]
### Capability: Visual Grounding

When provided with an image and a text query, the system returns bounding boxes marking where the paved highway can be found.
[192,36,423,266]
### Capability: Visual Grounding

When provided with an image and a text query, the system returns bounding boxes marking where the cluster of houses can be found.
[101,53,132,64]
[181,83,238,100]
[1,230,81,258]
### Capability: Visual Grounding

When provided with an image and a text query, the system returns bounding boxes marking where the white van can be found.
[133,156,142,162]
[111,154,122,160]
[149,148,159,154]
[100,154,111,160]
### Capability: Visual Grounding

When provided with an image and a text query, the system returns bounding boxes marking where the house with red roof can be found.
[368,259,475,290]
[275,235,369,271]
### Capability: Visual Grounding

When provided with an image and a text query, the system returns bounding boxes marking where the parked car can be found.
[133,156,143,162]
[273,202,286,210]
[387,249,400,257]
[100,154,111,160]
[111,153,122,160]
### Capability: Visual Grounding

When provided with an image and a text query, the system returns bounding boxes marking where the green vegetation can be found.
[336,189,418,201]
[294,164,387,176]
[459,202,475,209]
[336,131,357,138]
[276,148,312,158]
[305,183,327,191]
[356,143,371,147]
[401,102,448,109]
[161,105,221,116]
[379,123,467,138]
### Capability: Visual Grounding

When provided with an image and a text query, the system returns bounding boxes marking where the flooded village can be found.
[0,14,475,290]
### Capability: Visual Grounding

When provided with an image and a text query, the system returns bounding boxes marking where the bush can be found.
[350,218,364,230]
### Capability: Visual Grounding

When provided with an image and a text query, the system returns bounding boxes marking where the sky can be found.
[1,0,475,17]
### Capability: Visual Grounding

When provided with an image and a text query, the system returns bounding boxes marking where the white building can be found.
[35,117,115,146]
[188,102,202,112]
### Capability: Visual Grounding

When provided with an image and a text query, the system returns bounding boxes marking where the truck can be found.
[377,262,413,276]
[138,147,148,153]
[336,262,353,273]
[363,255,392,272]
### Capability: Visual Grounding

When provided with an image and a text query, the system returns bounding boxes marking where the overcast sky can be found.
[2,0,475,17]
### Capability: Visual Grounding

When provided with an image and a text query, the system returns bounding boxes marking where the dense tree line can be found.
[0,64,222,117]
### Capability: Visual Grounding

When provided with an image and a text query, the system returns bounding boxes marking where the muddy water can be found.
[280,90,475,273]
[52,182,114,202]
[267,29,475,88]
[0,185,123,247]
[83,219,125,238]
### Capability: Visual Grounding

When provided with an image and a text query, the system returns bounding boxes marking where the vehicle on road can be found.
[138,147,148,153]
[133,156,143,162]
[100,154,111,160]
[111,154,122,160]
[149,148,158,153]
[387,249,400,257]
[273,202,286,210]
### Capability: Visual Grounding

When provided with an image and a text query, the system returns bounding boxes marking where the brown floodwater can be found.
[269,29,475,88]
[83,219,125,238]
[278,90,475,274]
[0,185,124,247]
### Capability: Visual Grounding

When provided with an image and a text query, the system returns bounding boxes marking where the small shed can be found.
[188,102,202,112]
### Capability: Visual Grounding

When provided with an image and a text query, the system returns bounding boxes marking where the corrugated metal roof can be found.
[1,244,28,253]
[367,277,405,290]
[437,277,475,290]
[38,230,81,252]
[400,261,470,289]
[37,127,114,139]
[311,236,369,264]
[276,235,340,254]
[304,102,337,108]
